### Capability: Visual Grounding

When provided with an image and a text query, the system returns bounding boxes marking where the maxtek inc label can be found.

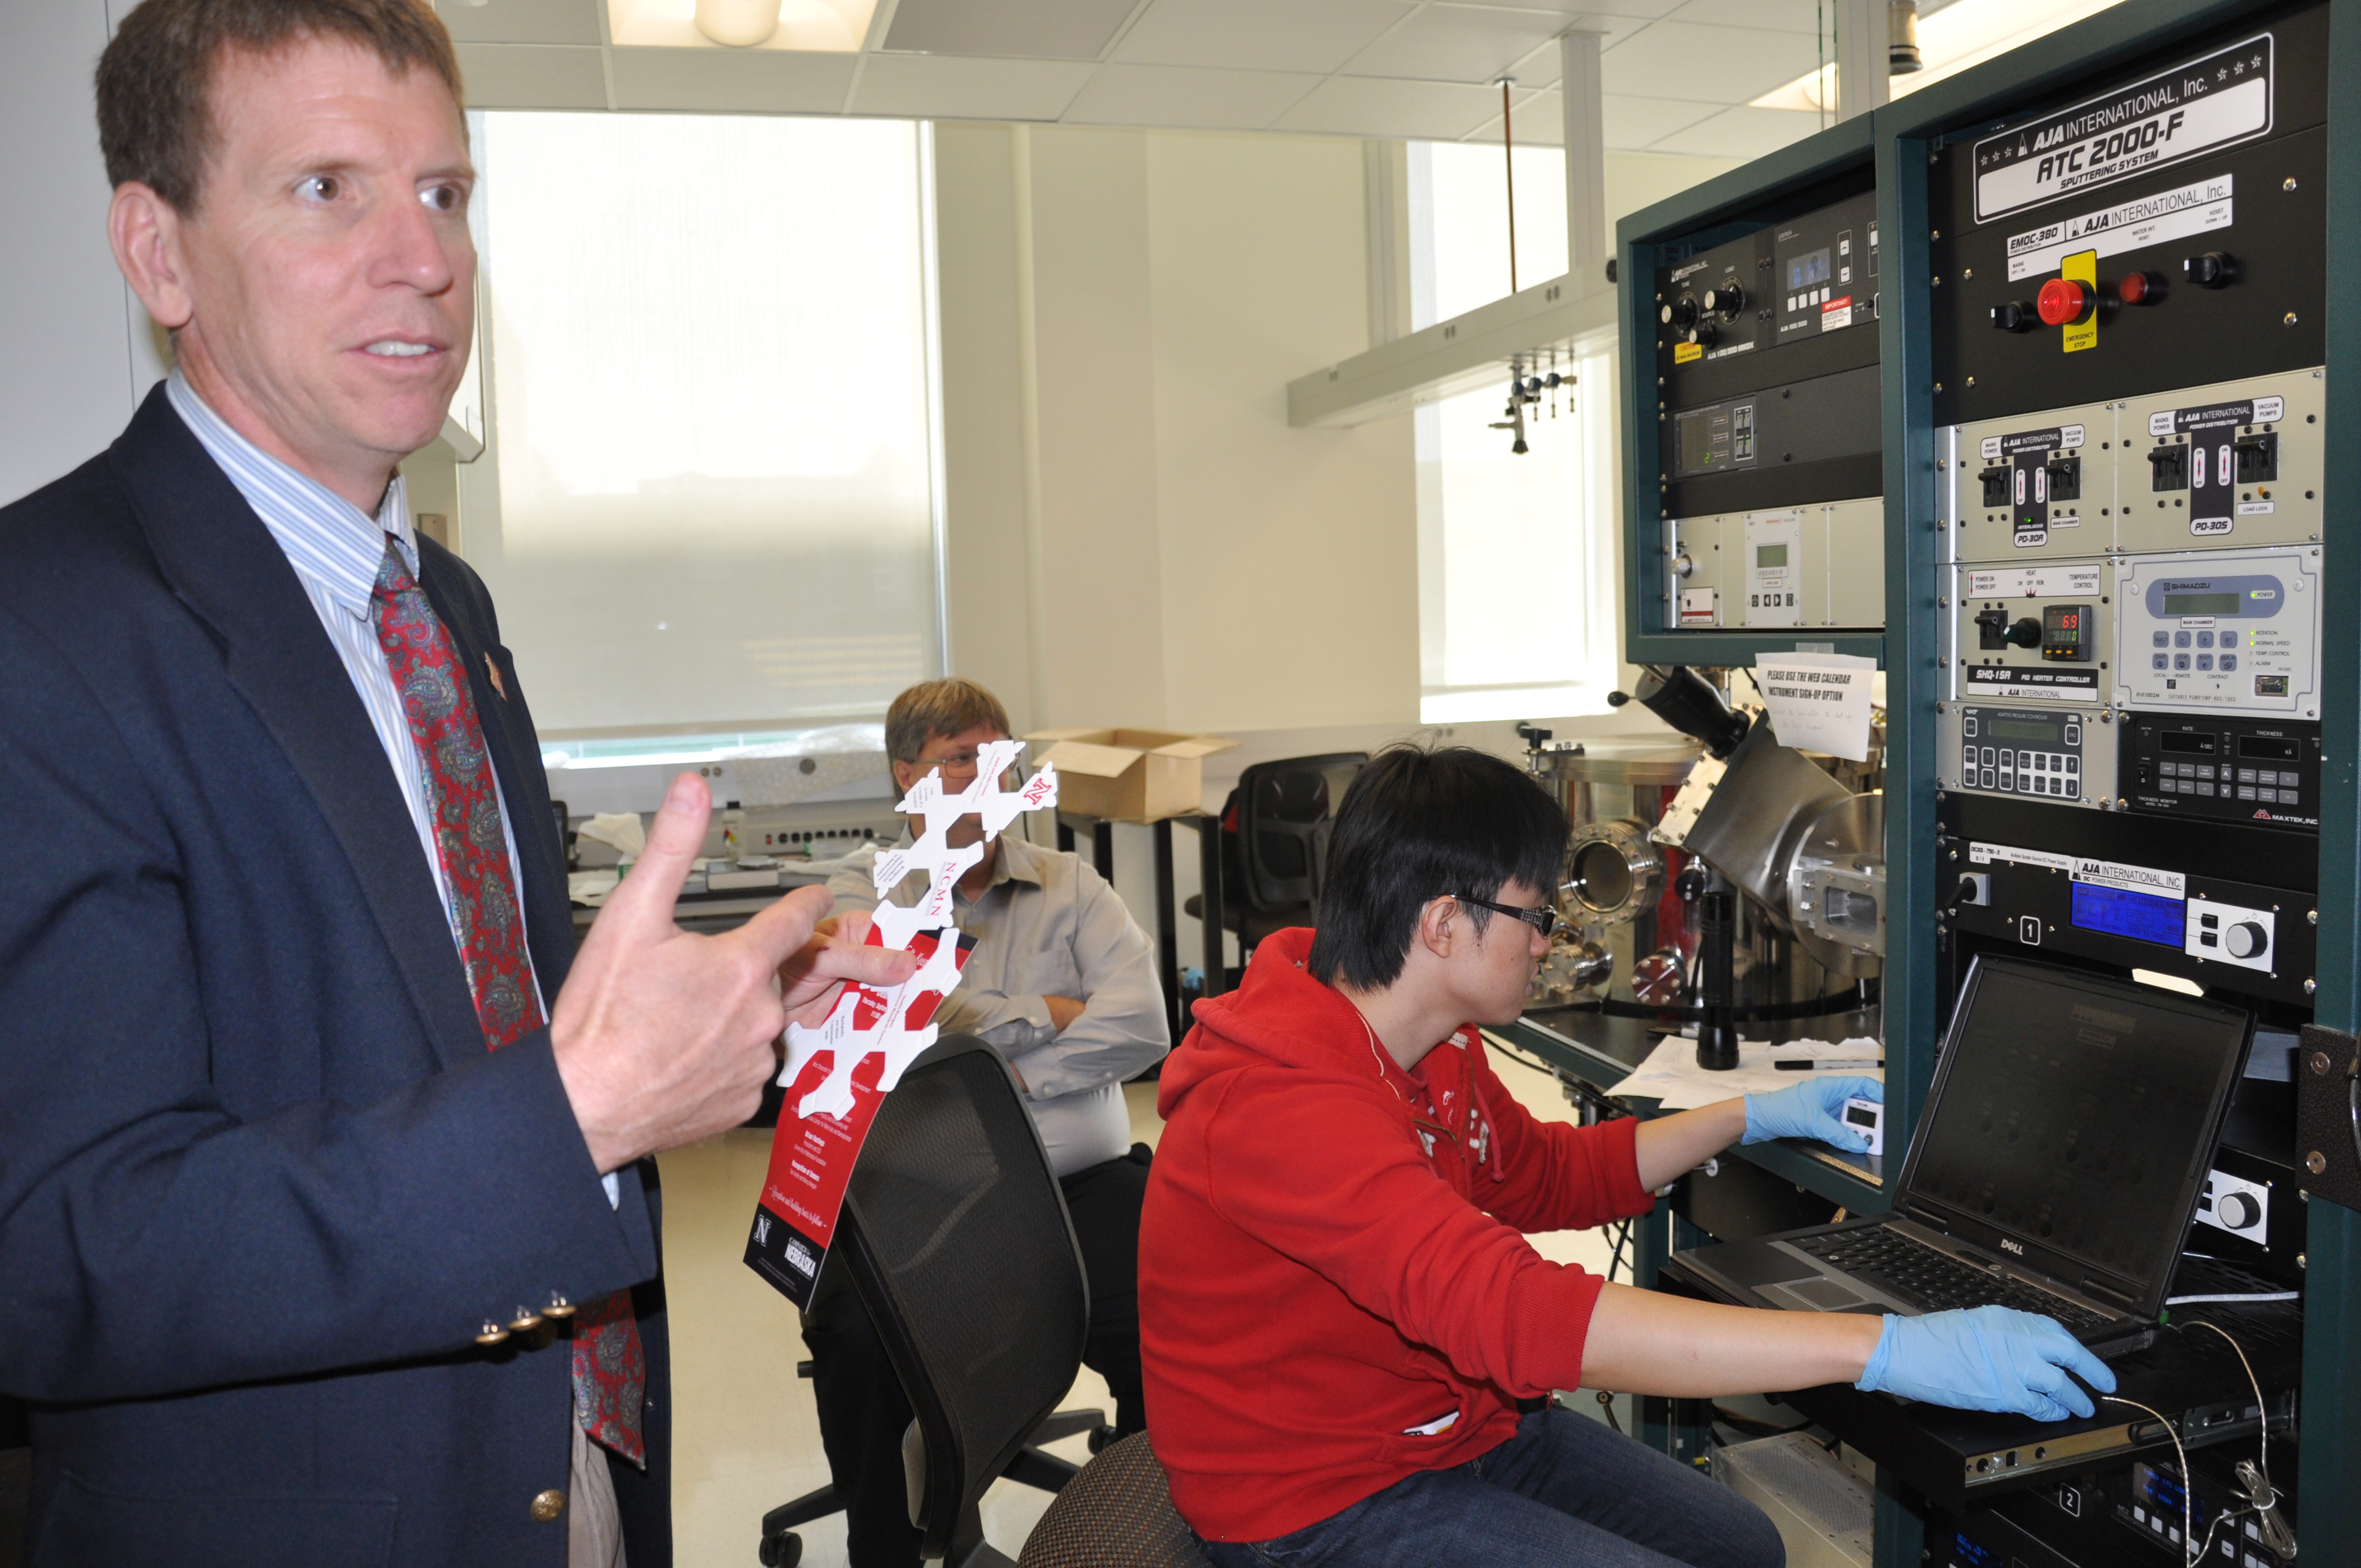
[1973,34,2273,223]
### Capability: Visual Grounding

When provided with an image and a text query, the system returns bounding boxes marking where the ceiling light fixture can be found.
[697,0,782,47]
[1750,0,2128,115]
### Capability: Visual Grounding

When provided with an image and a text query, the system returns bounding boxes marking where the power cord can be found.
[2108,1321,2296,1568]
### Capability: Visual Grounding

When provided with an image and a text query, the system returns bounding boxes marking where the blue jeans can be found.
[1195,1408,1785,1568]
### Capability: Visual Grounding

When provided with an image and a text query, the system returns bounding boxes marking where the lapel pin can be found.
[485,653,507,701]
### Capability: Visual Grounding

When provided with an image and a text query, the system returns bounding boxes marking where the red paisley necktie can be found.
[372,538,646,1466]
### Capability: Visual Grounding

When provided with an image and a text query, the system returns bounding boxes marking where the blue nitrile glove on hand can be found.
[1742,1076,1883,1148]
[1858,1305,2117,1420]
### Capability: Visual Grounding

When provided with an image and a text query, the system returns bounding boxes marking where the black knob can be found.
[2183,251,2237,288]
[1989,301,2036,332]
[1684,320,1716,347]
[1517,723,1553,748]
[1605,689,1631,707]
[1661,296,1700,329]
[2005,617,2042,650]
[1956,875,1981,903]
[1704,283,1745,315]
[1675,866,1708,902]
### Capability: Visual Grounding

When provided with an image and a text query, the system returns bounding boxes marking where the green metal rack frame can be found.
[1613,3,2361,1563]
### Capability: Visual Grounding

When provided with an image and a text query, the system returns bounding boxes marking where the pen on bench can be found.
[1771,1058,1883,1071]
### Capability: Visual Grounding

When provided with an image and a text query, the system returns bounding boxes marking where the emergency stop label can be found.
[1973,34,2273,223]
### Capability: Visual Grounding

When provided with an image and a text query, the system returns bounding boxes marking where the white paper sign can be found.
[1753,651,1878,761]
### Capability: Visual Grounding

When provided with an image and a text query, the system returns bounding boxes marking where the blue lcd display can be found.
[2071,882,2185,947]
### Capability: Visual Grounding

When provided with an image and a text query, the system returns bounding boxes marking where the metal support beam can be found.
[1836,0,1889,121]
[1560,30,1609,300]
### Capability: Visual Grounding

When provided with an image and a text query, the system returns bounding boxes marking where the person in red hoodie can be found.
[1140,745,2114,1565]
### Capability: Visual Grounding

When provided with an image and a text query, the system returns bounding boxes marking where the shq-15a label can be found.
[1973,35,2273,223]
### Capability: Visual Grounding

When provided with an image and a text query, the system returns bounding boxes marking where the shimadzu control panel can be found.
[2113,544,2320,719]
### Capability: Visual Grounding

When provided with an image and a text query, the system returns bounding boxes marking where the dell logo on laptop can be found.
[2000,1238,2024,1255]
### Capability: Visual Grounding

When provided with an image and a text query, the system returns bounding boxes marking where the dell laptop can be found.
[1669,955,2254,1350]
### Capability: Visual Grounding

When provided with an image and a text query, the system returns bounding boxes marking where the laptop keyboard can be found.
[1793,1229,2111,1331]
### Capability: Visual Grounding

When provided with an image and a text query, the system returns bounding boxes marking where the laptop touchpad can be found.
[1708,1245,1826,1288]
[1780,1278,1867,1309]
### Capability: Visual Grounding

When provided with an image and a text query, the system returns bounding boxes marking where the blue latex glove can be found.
[1742,1075,1883,1148]
[1858,1305,2118,1420]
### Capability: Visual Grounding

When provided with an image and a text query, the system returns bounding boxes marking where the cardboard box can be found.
[1024,728,1238,823]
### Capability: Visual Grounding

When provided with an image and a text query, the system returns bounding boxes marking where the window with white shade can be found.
[1407,140,1618,725]
[467,112,943,743]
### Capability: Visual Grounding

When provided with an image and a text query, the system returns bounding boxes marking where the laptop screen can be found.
[1904,957,2250,1304]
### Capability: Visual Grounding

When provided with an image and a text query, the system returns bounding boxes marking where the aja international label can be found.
[1972,34,2273,224]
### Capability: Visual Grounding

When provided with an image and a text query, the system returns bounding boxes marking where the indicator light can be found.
[2117,270,2161,305]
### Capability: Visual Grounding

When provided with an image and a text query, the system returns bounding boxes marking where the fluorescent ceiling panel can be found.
[1114,0,1416,74]
[882,0,1141,59]
[607,0,875,50]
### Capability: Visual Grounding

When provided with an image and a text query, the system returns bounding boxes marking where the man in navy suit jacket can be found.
[0,3,914,1564]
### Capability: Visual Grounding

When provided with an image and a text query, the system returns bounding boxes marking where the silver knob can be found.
[1672,553,1695,578]
[2224,922,2267,960]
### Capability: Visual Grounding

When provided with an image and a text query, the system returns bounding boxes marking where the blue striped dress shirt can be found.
[165,373,534,984]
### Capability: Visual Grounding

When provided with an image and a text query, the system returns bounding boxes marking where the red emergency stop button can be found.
[2037,277,2091,326]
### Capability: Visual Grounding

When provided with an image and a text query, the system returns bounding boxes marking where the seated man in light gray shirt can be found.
[804,677,1171,1568]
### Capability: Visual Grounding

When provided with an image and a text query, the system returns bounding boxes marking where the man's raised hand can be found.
[550,772,918,1173]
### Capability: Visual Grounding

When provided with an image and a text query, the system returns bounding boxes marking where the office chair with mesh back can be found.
[1183,753,1366,955]
[758,1035,1103,1568]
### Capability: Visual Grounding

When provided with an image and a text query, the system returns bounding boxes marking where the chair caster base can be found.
[758,1528,803,1567]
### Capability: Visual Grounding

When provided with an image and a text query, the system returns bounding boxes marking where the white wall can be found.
[934,123,1421,742]
[1,0,168,508]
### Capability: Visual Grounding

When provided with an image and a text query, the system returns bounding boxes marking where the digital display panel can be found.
[2159,732,2218,755]
[2071,882,2185,947]
[1787,248,1830,290]
[2164,591,2242,616]
[2239,735,2300,761]
[1989,718,2055,741]
[1845,1104,1878,1128]
[1756,544,1789,568]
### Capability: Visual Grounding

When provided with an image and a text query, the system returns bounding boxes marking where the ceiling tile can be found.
[1461,86,1566,145]
[456,42,609,107]
[882,0,1141,60]
[1601,19,1819,105]
[1644,102,1820,156]
[1060,64,1323,130]
[1114,0,1415,74]
[1270,74,1505,140]
[436,0,605,46]
[1598,90,1719,148]
[850,53,1097,118]
[610,46,858,111]
[1478,0,1684,14]
[1343,4,1574,85]
[1666,0,1827,33]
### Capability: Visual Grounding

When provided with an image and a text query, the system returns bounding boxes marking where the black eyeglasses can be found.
[1451,894,1563,939]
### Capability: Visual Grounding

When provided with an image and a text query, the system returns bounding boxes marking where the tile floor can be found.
[658,1055,1619,1566]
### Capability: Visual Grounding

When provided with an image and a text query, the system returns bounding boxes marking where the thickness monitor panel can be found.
[1650,184,1886,635]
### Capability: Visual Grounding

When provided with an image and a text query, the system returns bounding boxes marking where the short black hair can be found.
[1307,745,1568,991]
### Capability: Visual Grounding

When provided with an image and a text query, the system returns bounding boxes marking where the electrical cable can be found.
[2183,1320,2290,1566]
[2101,1395,2193,1567]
